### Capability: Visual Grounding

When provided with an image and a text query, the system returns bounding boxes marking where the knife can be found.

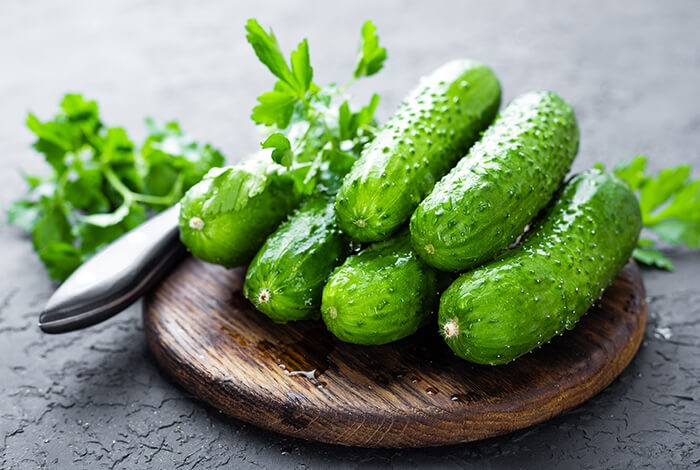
[38,204,187,334]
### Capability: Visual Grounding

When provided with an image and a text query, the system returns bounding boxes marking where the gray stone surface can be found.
[1,0,699,468]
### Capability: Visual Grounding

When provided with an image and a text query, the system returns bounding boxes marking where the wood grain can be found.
[143,257,646,448]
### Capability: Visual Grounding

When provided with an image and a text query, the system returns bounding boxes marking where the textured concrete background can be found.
[1,0,699,468]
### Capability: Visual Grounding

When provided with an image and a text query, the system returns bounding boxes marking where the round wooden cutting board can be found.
[143,257,646,448]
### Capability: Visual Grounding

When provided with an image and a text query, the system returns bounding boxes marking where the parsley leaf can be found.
[338,94,381,141]
[354,21,388,78]
[245,19,298,93]
[245,20,315,129]
[141,118,225,195]
[8,199,42,232]
[606,156,647,191]
[245,19,313,99]
[8,94,223,281]
[261,133,294,167]
[632,246,674,271]
[600,155,700,270]
[246,19,386,198]
[251,90,298,128]
[639,165,691,217]
[290,39,313,94]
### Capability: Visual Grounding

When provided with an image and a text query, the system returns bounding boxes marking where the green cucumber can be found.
[243,196,349,322]
[321,233,438,345]
[334,60,501,242]
[178,156,301,267]
[439,169,642,365]
[410,91,580,271]
[242,141,360,322]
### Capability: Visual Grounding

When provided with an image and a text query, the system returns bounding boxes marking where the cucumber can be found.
[242,138,360,323]
[178,155,301,267]
[334,60,501,242]
[321,232,438,345]
[438,169,642,365]
[243,196,349,322]
[410,91,580,271]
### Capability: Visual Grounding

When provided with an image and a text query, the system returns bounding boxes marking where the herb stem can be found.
[131,193,175,206]
[340,77,357,93]
[102,165,134,205]
[104,164,179,207]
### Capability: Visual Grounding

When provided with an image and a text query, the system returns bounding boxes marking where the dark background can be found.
[1,1,699,468]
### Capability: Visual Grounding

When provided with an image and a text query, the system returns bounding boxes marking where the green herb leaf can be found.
[9,93,223,281]
[338,101,354,141]
[78,222,127,254]
[37,242,83,282]
[246,19,387,199]
[338,94,380,141]
[651,219,700,248]
[321,149,358,193]
[31,198,73,254]
[63,160,106,211]
[141,118,225,195]
[601,155,700,271]
[204,165,270,214]
[286,160,320,196]
[261,133,294,167]
[290,38,313,94]
[632,246,674,271]
[612,156,648,191]
[356,93,381,128]
[251,90,298,128]
[7,200,41,232]
[245,19,297,91]
[639,165,691,217]
[354,21,387,78]
[652,180,700,222]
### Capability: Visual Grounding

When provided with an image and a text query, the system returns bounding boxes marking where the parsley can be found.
[245,19,387,195]
[597,156,700,270]
[354,21,388,79]
[9,19,388,282]
[261,133,294,167]
[8,94,224,281]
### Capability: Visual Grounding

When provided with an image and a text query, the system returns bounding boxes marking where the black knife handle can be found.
[39,204,187,334]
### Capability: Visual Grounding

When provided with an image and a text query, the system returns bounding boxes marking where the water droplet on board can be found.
[256,325,335,388]
[654,326,673,340]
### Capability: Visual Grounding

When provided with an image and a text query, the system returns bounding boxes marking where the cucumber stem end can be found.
[258,289,271,304]
[189,216,205,230]
[443,319,459,338]
[328,306,338,319]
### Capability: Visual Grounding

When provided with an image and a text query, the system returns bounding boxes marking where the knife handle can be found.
[39,204,187,334]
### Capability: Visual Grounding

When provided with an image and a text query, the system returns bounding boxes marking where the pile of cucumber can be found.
[178,60,642,365]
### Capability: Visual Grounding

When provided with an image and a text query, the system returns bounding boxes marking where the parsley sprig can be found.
[245,19,387,194]
[598,156,700,270]
[8,94,224,281]
[8,19,387,282]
